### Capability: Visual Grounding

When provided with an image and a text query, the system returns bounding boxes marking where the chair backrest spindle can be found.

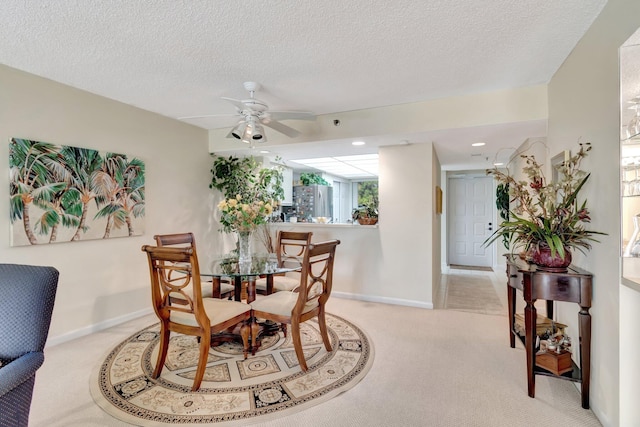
[142,245,208,327]
[277,231,312,267]
[293,240,339,315]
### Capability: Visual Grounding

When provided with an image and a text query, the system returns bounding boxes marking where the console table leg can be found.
[546,299,554,320]
[525,299,537,398]
[508,285,516,348]
[579,307,591,409]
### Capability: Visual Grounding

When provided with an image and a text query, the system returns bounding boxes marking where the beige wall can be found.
[379,143,436,303]
[208,85,548,150]
[272,142,438,308]
[0,64,213,343]
[431,145,442,303]
[209,85,546,308]
[547,1,640,425]
[3,15,627,423]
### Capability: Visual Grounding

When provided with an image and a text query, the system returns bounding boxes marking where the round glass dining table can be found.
[202,253,300,303]
[201,253,301,353]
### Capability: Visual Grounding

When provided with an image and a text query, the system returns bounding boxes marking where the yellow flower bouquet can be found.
[217,194,273,233]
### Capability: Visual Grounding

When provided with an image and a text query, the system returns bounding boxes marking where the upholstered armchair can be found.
[0,264,59,427]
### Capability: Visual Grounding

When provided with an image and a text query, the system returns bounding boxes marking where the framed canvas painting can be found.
[9,137,145,246]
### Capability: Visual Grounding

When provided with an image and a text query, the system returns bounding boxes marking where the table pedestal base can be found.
[210,319,282,355]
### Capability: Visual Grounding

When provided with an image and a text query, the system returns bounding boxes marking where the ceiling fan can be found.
[178,81,316,143]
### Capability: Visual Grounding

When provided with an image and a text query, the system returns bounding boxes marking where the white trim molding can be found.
[333,291,433,309]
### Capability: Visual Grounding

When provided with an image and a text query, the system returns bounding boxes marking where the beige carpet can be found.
[30,296,601,427]
[90,313,373,426]
[444,274,505,316]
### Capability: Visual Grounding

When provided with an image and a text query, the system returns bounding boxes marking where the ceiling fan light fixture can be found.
[252,123,266,142]
[241,119,256,143]
[211,82,316,143]
[238,117,267,143]
[241,129,252,144]
[231,122,245,139]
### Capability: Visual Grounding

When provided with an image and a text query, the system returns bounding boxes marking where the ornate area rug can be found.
[90,313,373,426]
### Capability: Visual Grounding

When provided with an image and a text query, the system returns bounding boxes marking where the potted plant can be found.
[484,142,605,271]
[210,155,283,256]
[352,202,379,225]
[299,172,330,186]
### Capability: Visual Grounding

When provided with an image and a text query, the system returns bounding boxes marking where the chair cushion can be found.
[250,291,319,317]
[255,275,300,292]
[170,298,250,327]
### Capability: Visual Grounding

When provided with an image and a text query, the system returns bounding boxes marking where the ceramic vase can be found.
[531,245,572,272]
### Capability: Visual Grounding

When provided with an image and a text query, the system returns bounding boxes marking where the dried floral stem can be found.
[485,143,605,257]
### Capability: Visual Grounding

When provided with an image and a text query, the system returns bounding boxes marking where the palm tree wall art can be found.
[9,138,145,246]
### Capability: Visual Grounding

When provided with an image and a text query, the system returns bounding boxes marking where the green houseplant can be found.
[210,155,283,256]
[484,143,605,270]
[299,172,330,186]
[352,202,378,225]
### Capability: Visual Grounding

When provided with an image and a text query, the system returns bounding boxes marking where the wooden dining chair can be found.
[250,239,340,371]
[141,245,251,391]
[255,230,313,295]
[154,232,235,299]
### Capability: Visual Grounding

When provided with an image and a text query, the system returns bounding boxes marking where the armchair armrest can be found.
[0,352,44,397]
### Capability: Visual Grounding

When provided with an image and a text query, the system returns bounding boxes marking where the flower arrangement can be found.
[485,143,605,264]
[210,155,283,235]
[217,194,274,233]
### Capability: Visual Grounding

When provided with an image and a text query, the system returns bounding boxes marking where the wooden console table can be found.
[505,256,592,409]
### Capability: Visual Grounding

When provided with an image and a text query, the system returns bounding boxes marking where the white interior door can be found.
[447,175,494,268]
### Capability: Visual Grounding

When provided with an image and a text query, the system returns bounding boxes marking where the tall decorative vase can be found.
[237,230,252,263]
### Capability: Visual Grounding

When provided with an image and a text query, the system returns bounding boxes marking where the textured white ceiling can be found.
[0,0,606,169]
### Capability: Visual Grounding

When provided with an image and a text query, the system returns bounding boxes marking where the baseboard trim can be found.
[444,267,496,277]
[333,291,433,309]
[46,307,153,348]
[46,294,432,348]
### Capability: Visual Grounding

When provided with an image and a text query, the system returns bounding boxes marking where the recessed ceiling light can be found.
[259,150,269,154]
[472,142,485,147]
[352,141,365,146]
[493,162,504,166]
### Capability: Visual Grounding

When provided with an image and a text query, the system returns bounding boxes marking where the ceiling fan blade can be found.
[178,113,237,120]
[220,97,247,111]
[268,111,316,121]
[263,120,301,138]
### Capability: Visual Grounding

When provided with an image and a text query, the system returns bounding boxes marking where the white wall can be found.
[209,85,548,151]
[3,21,624,422]
[271,142,437,308]
[0,64,213,343]
[379,143,435,304]
[431,145,442,302]
[547,1,640,425]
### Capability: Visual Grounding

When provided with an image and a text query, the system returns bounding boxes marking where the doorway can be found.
[447,174,494,269]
